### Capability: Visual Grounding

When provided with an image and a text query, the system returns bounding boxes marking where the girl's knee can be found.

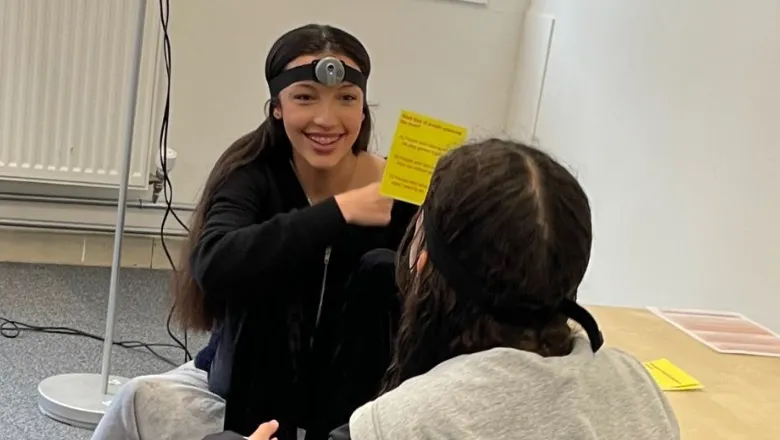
[110,375,173,411]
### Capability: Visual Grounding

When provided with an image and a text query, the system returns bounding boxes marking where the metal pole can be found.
[99,0,148,395]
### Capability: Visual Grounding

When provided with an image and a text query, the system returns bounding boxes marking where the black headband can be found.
[422,208,604,352]
[267,56,367,97]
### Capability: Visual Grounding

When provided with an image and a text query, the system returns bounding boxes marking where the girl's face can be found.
[273,53,365,170]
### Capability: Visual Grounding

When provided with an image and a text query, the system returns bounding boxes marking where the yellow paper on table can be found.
[380,110,468,205]
[643,358,703,391]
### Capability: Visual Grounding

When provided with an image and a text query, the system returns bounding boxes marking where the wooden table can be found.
[590,306,780,439]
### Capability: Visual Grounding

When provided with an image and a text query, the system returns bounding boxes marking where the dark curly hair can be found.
[382,138,593,392]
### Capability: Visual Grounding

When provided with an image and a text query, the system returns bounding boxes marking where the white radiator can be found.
[0,0,162,189]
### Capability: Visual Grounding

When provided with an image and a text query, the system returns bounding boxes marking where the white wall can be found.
[525,0,780,330]
[1,0,529,232]
[165,0,527,201]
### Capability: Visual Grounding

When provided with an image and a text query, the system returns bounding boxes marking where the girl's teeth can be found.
[310,135,339,145]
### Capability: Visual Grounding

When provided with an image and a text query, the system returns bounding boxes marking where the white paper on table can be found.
[648,307,780,358]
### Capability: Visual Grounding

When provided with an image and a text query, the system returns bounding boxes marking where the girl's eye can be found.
[340,94,358,102]
[293,94,315,101]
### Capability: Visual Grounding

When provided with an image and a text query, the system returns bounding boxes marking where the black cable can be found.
[157,0,192,363]
[1,316,181,367]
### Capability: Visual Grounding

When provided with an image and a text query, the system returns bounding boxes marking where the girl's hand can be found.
[335,183,393,226]
[247,420,279,440]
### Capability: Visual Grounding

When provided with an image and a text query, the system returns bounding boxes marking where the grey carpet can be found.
[0,262,209,440]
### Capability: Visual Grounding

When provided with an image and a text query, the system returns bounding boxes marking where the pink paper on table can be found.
[648,307,780,358]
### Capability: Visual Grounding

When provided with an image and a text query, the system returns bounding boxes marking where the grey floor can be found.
[0,262,209,440]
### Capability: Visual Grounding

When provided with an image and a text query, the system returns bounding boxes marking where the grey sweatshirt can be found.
[349,334,680,440]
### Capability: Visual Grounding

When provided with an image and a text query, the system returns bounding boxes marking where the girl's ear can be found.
[415,249,428,274]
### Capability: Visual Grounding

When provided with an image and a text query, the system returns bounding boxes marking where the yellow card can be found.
[380,110,468,205]
[643,358,703,391]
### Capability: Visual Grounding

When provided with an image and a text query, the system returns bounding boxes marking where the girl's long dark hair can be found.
[172,24,374,331]
[382,139,593,392]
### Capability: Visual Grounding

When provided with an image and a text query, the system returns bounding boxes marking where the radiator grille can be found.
[0,0,161,189]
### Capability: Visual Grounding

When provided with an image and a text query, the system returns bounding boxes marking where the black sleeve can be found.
[387,200,419,251]
[190,164,347,297]
[328,423,353,440]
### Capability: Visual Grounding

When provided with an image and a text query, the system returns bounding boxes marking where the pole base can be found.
[37,373,130,430]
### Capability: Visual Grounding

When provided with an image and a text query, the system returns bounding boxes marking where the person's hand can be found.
[247,420,279,440]
[335,182,393,226]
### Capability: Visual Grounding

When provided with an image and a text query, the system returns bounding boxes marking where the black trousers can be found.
[302,248,400,439]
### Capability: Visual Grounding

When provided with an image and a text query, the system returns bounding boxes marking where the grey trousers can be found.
[90,361,226,440]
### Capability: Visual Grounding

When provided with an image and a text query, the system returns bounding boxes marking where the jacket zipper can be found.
[315,246,331,330]
[310,246,331,349]
[289,160,333,351]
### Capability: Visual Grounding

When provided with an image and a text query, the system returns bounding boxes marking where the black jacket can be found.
[190,149,415,439]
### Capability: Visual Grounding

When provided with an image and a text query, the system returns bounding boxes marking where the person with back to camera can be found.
[223,139,681,440]
[91,23,417,440]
